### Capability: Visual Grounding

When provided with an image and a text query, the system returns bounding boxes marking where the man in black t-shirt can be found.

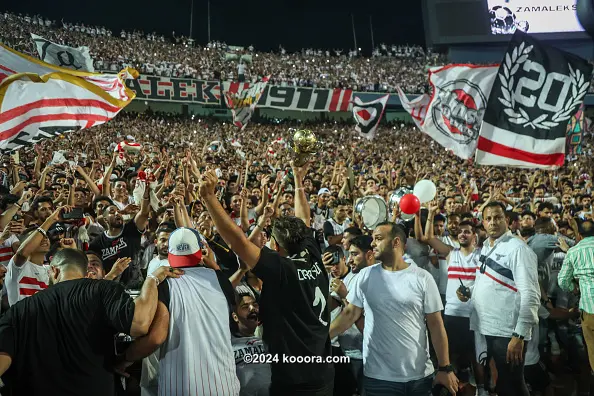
[200,163,334,396]
[88,186,151,288]
[0,248,182,396]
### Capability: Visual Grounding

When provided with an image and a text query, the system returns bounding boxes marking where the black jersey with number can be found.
[252,228,333,387]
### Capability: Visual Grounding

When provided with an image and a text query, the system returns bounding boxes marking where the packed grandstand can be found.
[0,8,594,396]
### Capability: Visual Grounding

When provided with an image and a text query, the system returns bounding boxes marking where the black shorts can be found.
[443,315,475,367]
[524,361,551,392]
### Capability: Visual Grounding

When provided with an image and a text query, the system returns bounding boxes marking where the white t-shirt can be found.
[141,257,169,392]
[329,269,357,347]
[445,248,480,318]
[232,335,271,396]
[347,263,443,382]
[437,235,459,294]
[0,235,18,267]
[147,257,169,275]
[5,257,50,306]
[525,305,550,366]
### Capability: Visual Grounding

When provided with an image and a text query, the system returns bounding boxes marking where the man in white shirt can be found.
[146,226,174,275]
[330,222,458,395]
[420,219,487,395]
[467,201,540,396]
[114,227,239,395]
[5,206,71,306]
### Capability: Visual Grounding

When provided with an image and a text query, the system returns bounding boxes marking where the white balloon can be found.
[413,179,437,204]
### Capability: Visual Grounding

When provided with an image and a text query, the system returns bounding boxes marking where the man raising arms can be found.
[200,162,333,395]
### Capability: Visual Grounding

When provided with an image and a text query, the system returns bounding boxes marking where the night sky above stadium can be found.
[3,0,425,52]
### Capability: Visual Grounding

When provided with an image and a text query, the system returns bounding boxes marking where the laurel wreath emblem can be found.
[497,41,589,130]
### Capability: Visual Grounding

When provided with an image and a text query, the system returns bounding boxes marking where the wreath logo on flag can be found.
[498,41,589,130]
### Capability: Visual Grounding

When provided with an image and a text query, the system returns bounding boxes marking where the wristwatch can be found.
[512,332,525,340]
[437,364,454,373]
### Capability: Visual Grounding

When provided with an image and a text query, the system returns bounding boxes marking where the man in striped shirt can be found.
[114,227,240,396]
[5,206,73,306]
[558,219,594,371]
[419,219,487,395]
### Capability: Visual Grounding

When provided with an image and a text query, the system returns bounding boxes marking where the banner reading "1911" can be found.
[124,74,354,112]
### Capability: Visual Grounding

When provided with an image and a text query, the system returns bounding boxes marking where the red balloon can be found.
[400,194,420,215]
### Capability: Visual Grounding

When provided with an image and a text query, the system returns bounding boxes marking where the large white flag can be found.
[31,34,95,72]
[398,65,498,159]
[0,43,137,152]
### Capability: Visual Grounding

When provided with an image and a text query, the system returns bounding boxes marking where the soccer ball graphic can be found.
[490,6,516,34]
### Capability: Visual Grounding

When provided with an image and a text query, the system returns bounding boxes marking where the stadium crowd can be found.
[0,11,441,93]
[0,110,589,396]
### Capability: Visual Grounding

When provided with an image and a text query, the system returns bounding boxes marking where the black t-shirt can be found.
[0,279,135,396]
[208,234,240,278]
[251,229,333,387]
[88,220,143,288]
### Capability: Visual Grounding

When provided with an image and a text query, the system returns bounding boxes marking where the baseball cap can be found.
[318,188,330,196]
[168,227,204,268]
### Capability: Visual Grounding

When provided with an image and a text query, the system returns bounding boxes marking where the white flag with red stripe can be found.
[352,94,389,140]
[223,77,269,130]
[397,65,498,159]
[0,43,137,152]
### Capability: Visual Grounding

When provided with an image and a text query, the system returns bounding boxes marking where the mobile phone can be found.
[62,207,84,221]
[332,251,340,265]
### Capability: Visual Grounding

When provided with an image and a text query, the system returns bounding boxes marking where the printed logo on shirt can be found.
[101,238,128,260]
[297,262,323,281]
[234,344,266,364]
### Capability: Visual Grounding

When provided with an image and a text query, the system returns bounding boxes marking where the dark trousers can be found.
[270,381,334,396]
[331,346,357,396]
[485,335,530,396]
[363,375,433,396]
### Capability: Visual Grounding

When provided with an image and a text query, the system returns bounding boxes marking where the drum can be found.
[355,196,388,230]
[388,187,413,209]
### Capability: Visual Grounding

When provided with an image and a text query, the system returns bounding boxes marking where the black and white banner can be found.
[476,31,593,168]
[352,95,389,139]
[31,34,94,72]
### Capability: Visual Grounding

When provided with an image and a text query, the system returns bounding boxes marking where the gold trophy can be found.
[288,129,320,167]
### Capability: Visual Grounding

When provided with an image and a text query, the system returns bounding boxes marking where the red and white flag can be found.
[352,94,389,140]
[223,77,269,130]
[0,43,137,152]
[397,65,498,159]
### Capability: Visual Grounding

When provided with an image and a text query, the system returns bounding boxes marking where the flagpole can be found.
[189,0,194,39]
[369,15,375,51]
[207,0,211,43]
[351,14,358,54]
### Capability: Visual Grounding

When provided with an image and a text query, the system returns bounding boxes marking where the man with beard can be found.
[323,199,351,248]
[88,184,150,288]
[146,226,175,275]
[5,206,72,306]
[0,248,183,396]
[330,222,458,395]
[342,227,362,260]
[419,220,487,395]
[113,228,240,396]
[200,164,333,395]
[520,211,537,238]
[347,235,374,274]
[232,292,271,396]
[470,202,540,396]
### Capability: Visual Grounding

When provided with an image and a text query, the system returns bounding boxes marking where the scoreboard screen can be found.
[488,0,583,35]
[422,0,589,46]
